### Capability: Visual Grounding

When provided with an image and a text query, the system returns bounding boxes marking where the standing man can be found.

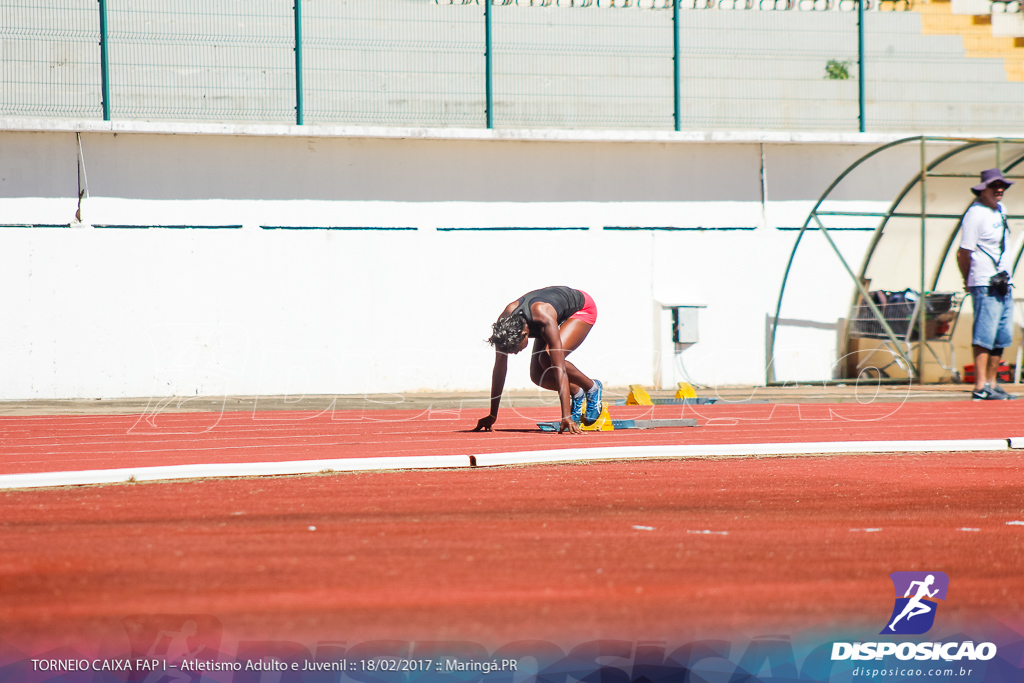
[958,168,1017,400]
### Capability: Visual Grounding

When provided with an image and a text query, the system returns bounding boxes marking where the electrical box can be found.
[671,306,700,344]
[654,302,705,389]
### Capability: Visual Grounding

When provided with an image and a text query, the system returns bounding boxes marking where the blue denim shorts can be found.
[969,286,1015,351]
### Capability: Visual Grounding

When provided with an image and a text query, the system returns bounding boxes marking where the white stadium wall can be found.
[0,123,940,399]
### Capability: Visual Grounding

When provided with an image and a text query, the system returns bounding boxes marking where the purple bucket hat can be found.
[972,168,1014,195]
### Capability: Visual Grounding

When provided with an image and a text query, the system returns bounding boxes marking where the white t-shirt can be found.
[960,200,1012,288]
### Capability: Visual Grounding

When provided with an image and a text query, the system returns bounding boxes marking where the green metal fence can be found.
[2,0,102,119]
[106,0,295,123]
[303,2,484,127]
[3,0,1024,132]
[492,5,674,129]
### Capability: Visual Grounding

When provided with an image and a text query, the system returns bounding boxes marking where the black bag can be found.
[990,270,1011,297]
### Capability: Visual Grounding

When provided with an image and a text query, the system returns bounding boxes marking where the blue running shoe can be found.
[570,389,585,423]
[989,383,1018,400]
[583,379,603,425]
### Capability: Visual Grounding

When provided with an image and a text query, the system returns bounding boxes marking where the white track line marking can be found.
[0,455,470,489]
[0,437,1013,490]
[471,439,1010,467]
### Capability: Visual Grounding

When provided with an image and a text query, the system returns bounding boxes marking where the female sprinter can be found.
[473,286,603,434]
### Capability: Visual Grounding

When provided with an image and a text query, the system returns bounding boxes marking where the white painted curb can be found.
[471,439,1011,467]
[0,438,1013,489]
[0,455,472,490]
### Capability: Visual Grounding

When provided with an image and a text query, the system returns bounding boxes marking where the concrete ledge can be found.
[472,438,1010,466]
[0,455,473,490]
[0,116,964,145]
[0,438,1012,490]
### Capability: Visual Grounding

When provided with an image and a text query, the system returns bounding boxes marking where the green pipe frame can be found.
[768,136,1024,385]
[98,0,111,121]
[294,0,303,125]
[485,0,493,130]
[858,0,865,132]
[673,0,681,132]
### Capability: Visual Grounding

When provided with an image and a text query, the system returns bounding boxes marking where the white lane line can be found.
[471,438,1010,467]
[0,455,472,490]
[0,437,1013,490]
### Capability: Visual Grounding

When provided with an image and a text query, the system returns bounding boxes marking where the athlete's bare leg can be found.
[529,318,595,393]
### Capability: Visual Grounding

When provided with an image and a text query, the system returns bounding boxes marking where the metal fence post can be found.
[485,0,493,129]
[98,0,111,121]
[294,0,304,125]
[858,0,865,132]
[917,138,927,379]
[673,0,681,132]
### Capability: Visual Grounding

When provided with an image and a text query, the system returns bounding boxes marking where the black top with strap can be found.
[510,286,585,337]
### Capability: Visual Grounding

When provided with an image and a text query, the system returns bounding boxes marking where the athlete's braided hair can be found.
[488,312,528,354]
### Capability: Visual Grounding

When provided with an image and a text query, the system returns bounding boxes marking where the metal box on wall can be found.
[672,306,700,344]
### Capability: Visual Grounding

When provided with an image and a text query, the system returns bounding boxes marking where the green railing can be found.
[3,0,1024,132]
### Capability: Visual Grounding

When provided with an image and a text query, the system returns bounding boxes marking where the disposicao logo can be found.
[831,571,998,664]
[881,571,948,635]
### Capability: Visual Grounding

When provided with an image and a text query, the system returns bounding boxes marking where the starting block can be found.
[675,382,697,399]
[618,382,717,406]
[626,385,653,405]
[537,401,698,432]
[536,417,698,431]
[580,404,613,431]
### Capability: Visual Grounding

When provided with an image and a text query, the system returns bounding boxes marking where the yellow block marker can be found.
[626,384,653,405]
[580,404,614,431]
[675,382,697,399]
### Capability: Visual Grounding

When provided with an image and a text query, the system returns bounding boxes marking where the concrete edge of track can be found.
[472,438,1018,467]
[0,455,471,490]
[1,437,1022,490]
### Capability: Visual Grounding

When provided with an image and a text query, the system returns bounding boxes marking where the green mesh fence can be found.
[1,0,102,118]
[303,1,484,126]
[863,10,1024,133]
[106,0,295,122]
[4,0,1024,133]
[492,4,674,129]
[678,10,859,130]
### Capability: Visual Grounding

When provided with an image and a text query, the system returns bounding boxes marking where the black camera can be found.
[989,270,1011,297]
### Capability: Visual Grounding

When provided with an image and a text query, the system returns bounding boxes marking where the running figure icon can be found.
[142,619,204,683]
[887,574,940,633]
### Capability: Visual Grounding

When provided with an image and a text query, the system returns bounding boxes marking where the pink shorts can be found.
[569,290,598,325]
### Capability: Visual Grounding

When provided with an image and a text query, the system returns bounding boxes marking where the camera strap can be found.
[975,208,1008,270]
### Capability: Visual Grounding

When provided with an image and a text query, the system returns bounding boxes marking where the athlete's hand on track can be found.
[473,415,497,432]
[559,418,582,434]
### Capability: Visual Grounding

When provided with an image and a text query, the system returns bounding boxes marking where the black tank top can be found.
[511,286,585,337]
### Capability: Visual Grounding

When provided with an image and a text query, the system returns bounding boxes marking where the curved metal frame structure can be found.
[768,135,1024,385]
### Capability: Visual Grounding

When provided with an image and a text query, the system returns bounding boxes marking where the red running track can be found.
[0,401,1022,655]
[0,454,1022,650]
[2,401,1024,475]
